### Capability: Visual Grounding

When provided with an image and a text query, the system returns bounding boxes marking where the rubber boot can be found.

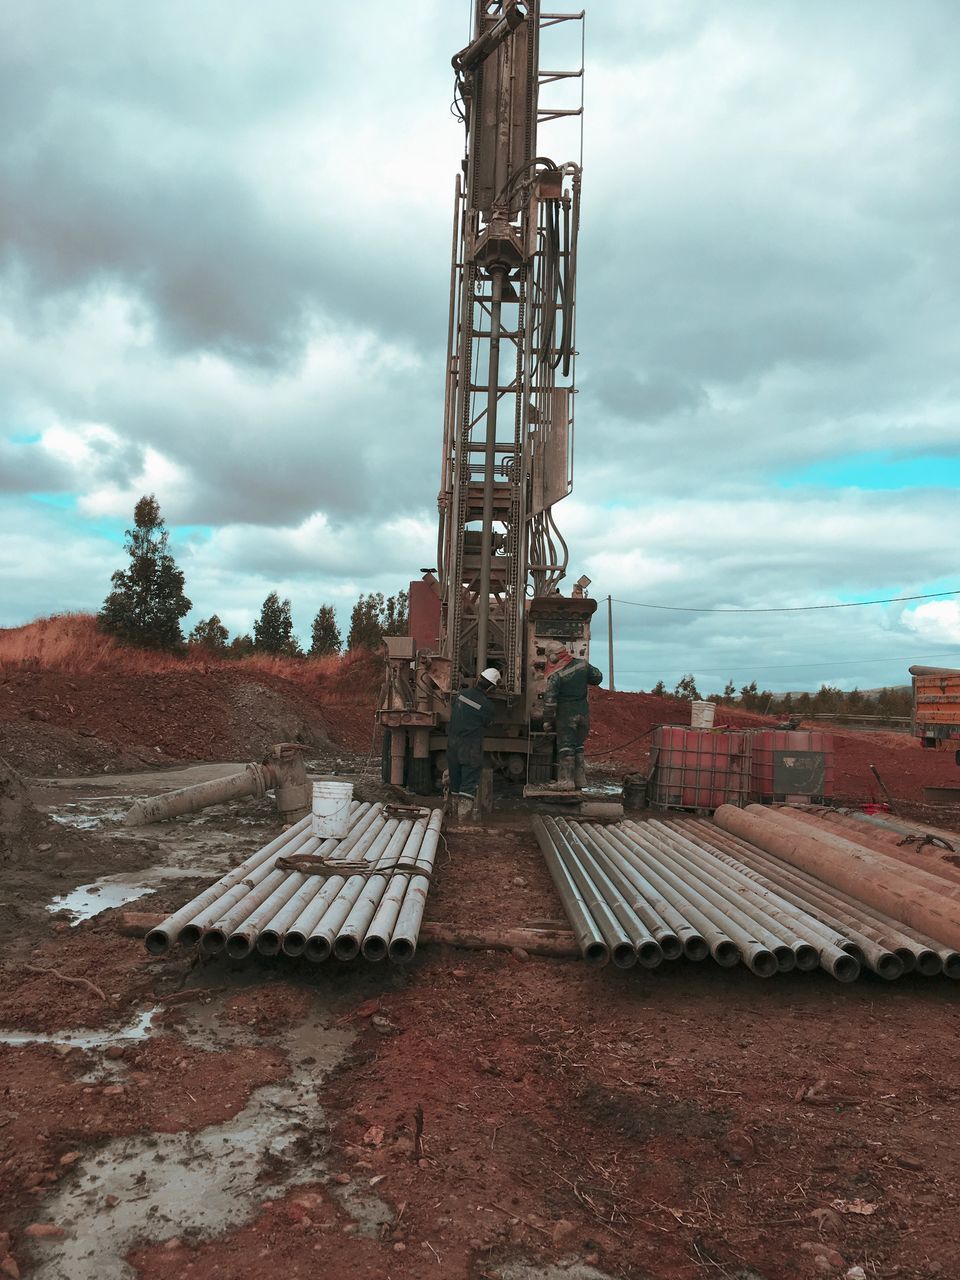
[555,755,576,791]
[456,795,475,822]
[574,750,587,791]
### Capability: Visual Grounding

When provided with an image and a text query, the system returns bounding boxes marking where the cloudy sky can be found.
[1,0,958,691]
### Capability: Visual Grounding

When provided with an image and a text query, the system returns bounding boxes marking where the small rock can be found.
[162,1238,182,1251]
[393,1243,406,1254]
[24,1224,64,1240]
[104,1195,120,1208]
[332,1173,352,1186]
[371,1015,400,1036]
[895,1154,923,1171]
[1,1254,20,1279]
[845,1268,867,1280]
[451,968,469,979]
[102,1085,125,1097]
[551,1219,577,1248]
[511,876,528,888]
[104,1046,125,1061]
[584,1253,600,1267]
[362,1125,385,1147]
[58,1153,80,1168]
[22,1173,42,1190]
[37,843,52,853]
[510,947,530,963]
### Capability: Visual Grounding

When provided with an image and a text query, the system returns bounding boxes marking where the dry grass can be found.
[0,613,369,688]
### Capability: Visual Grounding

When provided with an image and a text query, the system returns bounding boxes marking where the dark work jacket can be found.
[544,659,603,719]
[449,683,496,740]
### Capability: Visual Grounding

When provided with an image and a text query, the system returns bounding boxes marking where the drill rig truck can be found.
[378,0,594,808]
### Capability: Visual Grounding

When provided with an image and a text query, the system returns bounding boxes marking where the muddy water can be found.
[25,988,392,1280]
[0,1009,157,1050]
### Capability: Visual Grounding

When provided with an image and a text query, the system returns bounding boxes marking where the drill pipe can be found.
[613,826,777,977]
[280,815,392,956]
[686,819,920,976]
[531,815,609,967]
[554,819,664,968]
[688,818,946,978]
[304,822,407,962]
[363,812,437,961]
[597,826,741,968]
[227,805,380,958]
[569,823,705,960]
[386,810,445,964]
[640,821,817,972]
[124,763,269,826]
[144,813,314,954]
[255,805,383,955]
[539,817,638,969]
[643,819,855,973]
[335,817,427,961]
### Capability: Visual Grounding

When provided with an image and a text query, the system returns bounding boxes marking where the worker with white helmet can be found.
[446,666,501,819]
[543,642,603,789]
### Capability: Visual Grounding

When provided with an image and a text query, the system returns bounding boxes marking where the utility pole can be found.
[607,594,615,692]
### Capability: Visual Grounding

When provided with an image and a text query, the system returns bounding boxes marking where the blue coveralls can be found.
[447,683,495,799]
[544,658,604,773]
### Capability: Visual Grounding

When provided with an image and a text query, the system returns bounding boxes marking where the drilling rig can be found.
[378,0,594,807]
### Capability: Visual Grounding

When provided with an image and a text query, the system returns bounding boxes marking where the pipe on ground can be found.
[531,815,609,967]
[541,818,637,968]
[385,810,445,964]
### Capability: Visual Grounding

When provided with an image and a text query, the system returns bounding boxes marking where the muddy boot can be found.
[456,795,475,822]
[554,756,576,791]
[574,750,587,791]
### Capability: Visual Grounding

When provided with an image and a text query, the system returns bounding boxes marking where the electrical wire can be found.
[611,588,960,614]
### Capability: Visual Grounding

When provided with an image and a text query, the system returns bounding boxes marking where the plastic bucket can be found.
[690,700,716,730]
[312,780,353,839]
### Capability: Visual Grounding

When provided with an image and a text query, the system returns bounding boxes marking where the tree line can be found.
[97,495,408,656]
[656,673,912,719]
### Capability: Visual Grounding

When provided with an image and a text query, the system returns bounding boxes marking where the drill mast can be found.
[439,0,584,694]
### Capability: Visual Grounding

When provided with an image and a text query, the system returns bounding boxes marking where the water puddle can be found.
[0,1009,157,1050]
[48,864,222,925]
[25,987,391,1280]
[48,801,127,831]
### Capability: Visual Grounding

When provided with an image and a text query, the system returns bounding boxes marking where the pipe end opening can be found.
[256,932,281,956]
[772,946,795,973]
[834,955,860,983]
[304,938,332,963]
[144,930,169,956]
[841,941,865,963]
[875,953,904,981]
[683,936,709,962]
[794,943,819,971]
[281,932,306,957]
[636,941,663,969]
[361,937,388,962]
[582,942,609,968]
[201,929,226,955]
[659,934,683,961]
[714,940,741,968]
[225,936,252,959]
[334,937,360,962]
[612,942,637,970]
[941,952,960,979]
[915,950,942,977]
[750,949,778,978]
[178,924,202,948]
[388,938,416,964]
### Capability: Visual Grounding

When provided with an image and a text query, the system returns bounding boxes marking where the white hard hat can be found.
[480,667,501,686]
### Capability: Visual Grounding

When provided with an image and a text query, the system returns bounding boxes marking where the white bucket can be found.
[311,780,353,839]
[691,700,717,730]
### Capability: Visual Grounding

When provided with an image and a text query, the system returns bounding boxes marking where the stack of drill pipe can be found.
[531,815,619,968]
[714,803,960,953]
[781,806,960,888]
[614,820,817,978]
[631,819,857,980]
[682,817,960,979]
[144,802,444,964]
[842,808,960,846]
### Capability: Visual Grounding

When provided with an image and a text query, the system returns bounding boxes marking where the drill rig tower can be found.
[379,0,593,799]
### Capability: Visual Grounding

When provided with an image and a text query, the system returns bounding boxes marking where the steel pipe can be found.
[304,822,406,962]
[335,818,428,961]
[144,814,313,954]
[531,815,609,967]
[363,813,436,961]
[385,810,445,963]
[571,823,700,960]
[124,763,268,826]
[597,826,741,968]
[555,820,663,967]
[542,818,637,968]
[256,806,381,955]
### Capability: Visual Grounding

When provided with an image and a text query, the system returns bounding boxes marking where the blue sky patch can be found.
[780,452,960,491]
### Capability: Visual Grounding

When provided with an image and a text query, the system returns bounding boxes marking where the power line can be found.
[611,588,960,614]
[617,649,960,680]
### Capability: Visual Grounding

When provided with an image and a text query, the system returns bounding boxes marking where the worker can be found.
[447,667,500,818]
[542,643,603,789]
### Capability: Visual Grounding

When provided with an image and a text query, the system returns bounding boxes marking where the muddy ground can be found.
[1,729,959,1280]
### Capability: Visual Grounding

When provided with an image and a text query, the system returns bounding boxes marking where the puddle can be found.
[0,1009,157,1050]
[48,862,223,925]
[26,988,391,1280]
[48,801,127,831]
